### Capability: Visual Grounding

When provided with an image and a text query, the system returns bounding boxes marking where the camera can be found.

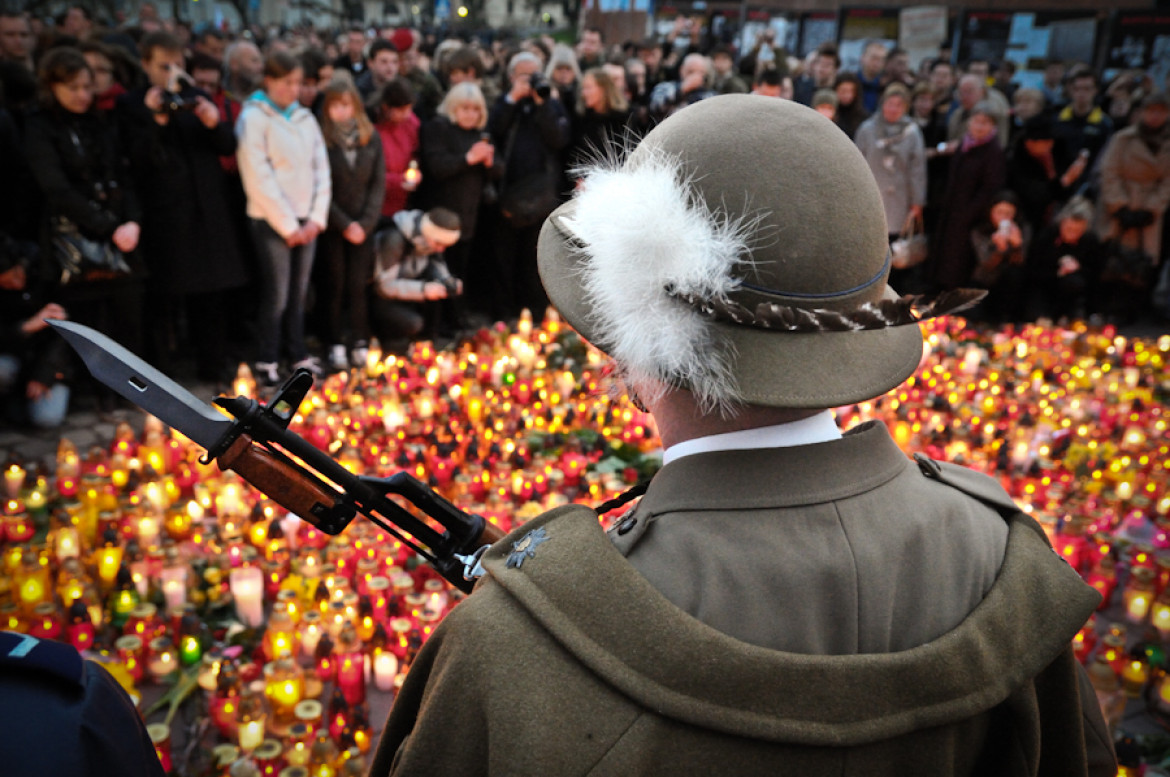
[528,74,552,101]
[440,277,463,297]
[162,67,198,112]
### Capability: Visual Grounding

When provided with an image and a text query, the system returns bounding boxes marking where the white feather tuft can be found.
[565,148,758,413]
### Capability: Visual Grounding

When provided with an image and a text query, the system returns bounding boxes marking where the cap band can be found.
[735,253,892,301]
[667,287,986,333]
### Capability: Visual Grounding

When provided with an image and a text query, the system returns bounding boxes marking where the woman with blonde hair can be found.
[316,77,385,370]
[420,81,499,324]
[569,66,631,173]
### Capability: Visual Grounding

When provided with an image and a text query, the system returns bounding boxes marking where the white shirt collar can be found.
[662,410,842,466]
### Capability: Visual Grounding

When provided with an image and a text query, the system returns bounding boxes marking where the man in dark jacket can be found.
[0,631,165,776]
[371,207,461,347]
[374,95,1115,777]
[487,51,569,322]
[116,31,247,383]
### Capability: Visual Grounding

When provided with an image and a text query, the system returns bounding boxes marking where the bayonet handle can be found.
[218,434,345,532]
[477,520,506,547]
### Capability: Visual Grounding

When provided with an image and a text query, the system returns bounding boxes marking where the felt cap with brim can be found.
[539,94,972,410]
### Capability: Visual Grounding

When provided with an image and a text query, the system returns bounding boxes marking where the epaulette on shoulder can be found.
[911,453,1023,519]
[0,631,85,687]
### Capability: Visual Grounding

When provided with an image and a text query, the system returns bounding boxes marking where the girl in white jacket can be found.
[236,50,331,385]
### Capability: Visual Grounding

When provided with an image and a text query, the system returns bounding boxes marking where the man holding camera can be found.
[487,51,570,323]
[116,31,248,383]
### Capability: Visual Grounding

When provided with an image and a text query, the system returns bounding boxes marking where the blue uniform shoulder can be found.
[0,631,85,687]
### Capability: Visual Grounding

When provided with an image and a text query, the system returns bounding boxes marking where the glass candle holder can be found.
[66,598,96,651]
[198,653,222,692]
[29,601,62,640]
[125,602,161,642]
[230,566,265,628]
[299,611,324,659]
[14,553,51,615]
[1124,567,1156,624]
[334,626,365,707]
[237,687,267,753]
[372,650,398,692]
[293,699,322,738]
[265,609,297,661]
[253,739,284,777]
[116,634,145,685]
[148,722,172,773]
[148,636,178,683]
[308,730,340,777]
[1122,655,1150,698]
[265,657,304,725]
[179,615,203,666]
[160,562,188,613]
[284,722,312,767]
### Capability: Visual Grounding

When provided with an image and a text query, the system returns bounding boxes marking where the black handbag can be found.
[496,120,560,228]
[1100,239,1154,288]
[49,215,131,284]
[498,170,559,228]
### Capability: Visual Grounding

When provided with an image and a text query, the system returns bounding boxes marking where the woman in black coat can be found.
[930,101,1007,290]
[317,78,386,370]
[25,47,143,359]
[420,81,499,323]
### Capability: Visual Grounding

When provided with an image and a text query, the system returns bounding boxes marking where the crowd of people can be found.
[0,4,1168,430]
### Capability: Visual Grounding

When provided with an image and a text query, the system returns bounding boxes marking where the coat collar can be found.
[644,420,908,514]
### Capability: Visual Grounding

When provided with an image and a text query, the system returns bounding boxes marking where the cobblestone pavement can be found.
[0,376,221,473]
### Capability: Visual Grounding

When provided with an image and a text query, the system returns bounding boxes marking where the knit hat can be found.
[391,28,415,55]
[537,94,981,411]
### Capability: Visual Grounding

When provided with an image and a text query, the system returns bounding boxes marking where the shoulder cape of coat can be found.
[373,481,1112,776]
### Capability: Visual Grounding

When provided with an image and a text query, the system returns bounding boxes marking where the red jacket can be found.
[377,113,420,217]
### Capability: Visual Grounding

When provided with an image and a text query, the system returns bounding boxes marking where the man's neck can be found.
[647,386,826,450]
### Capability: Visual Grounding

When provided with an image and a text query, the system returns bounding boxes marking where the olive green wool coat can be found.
[373,426,1113,776]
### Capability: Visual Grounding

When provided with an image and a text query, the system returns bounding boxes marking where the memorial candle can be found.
[372,651,398,692]
[335,626,365,707]
[230,566,265,628]
[148,723,172,774]
[116,634,144,684]
[4,463,25,498]
[266,657,304,722]
[1125,567,1156,624]
[15,553,50,614]
[66,598,95,651]
[237,688,267,753]
[148,637,178,683]
[300,611,324,658]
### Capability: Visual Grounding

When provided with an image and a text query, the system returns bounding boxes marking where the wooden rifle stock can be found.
[217,434,338,528]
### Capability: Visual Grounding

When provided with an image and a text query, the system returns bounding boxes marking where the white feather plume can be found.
[563,148,758,412]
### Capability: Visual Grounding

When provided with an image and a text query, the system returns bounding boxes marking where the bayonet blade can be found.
[50,320,234,451]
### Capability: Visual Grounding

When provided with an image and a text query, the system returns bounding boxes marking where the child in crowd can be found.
[317,77,385,371]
